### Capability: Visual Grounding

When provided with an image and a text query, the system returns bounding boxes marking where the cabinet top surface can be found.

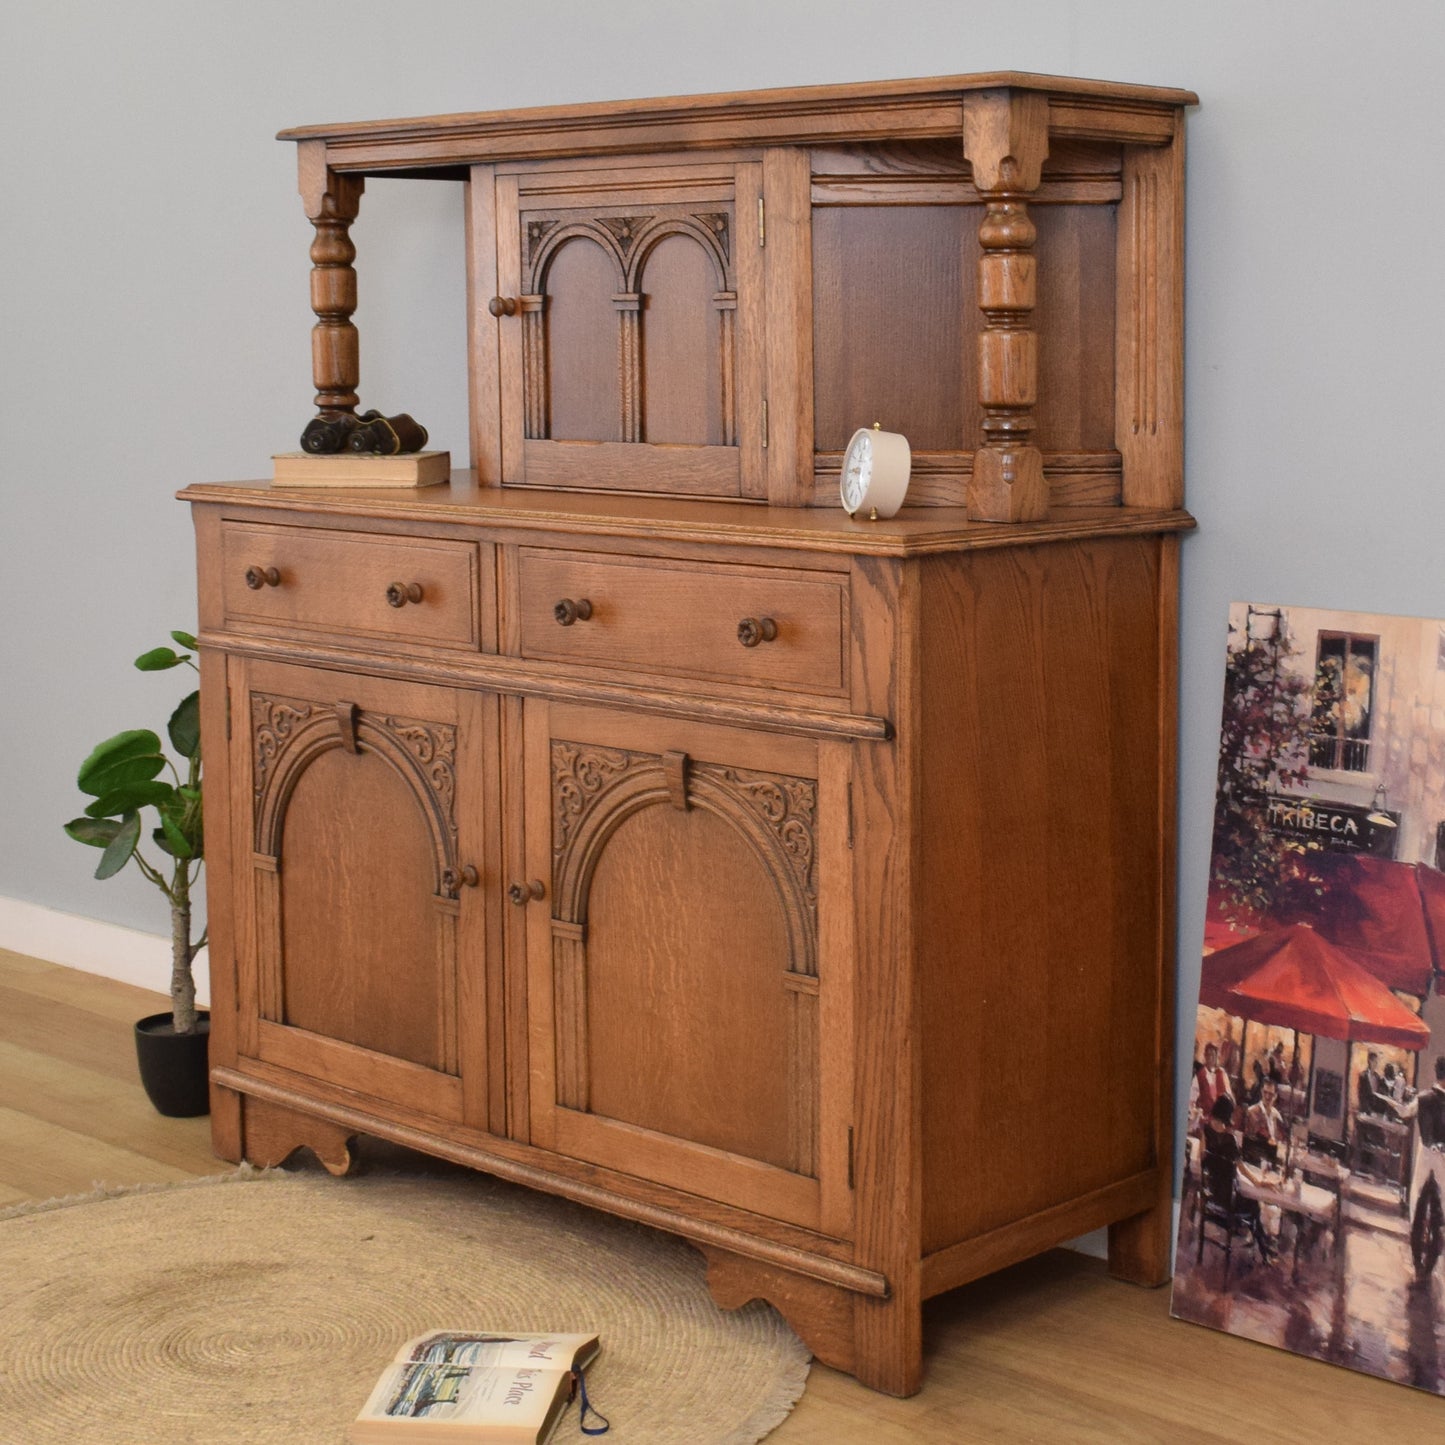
[279,71,1196,165]
[180,476,1194,558]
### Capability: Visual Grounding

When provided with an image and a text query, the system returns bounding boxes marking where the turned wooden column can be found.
[962,91,1050,523]
[297,139,364,416]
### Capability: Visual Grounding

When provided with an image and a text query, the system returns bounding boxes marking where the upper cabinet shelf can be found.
[283,73,1195,522]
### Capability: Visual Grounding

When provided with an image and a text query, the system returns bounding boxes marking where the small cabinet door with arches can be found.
[521,700,854,1237]
[231,658,496,1128]
[491,162,765,498]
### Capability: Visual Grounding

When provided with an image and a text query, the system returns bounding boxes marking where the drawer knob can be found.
[553,597,593,627]
[508,879,546,905]
[737,616,778,648]
[442,864,479,893]
[488,296,519,317]
[386,581,424,608]
[244,565,281,590]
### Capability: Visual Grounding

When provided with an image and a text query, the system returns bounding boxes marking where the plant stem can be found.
[170,860,198,1034]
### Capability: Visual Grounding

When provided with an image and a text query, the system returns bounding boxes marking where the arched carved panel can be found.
[546,738,820,1174]
[248,692,463,1073]
[549,739,816,975]
[519,205,737,449]
[251,693,458,890]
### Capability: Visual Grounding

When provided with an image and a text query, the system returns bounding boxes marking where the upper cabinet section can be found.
[282,73,1195,522]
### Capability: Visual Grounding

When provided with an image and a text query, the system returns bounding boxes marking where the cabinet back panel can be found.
[1033,203,1117,452]
[813,200,1117,459]
[812,205,975,453]
[544,237,622,442]
[584,804,801,1174]
[279,750,446,1071]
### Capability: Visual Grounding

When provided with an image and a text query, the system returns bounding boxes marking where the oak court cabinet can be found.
[183,72,1196,1396]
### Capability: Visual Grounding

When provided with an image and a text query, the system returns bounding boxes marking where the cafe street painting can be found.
[1170,603,1445,1395]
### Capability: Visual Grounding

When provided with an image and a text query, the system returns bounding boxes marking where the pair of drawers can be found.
[219,521,848,696]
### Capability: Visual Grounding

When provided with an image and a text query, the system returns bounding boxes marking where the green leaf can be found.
[168,690,201,760]
[135,647,183,671]
[77,730,164,795]
[170,630,198,651]
[79,751,167,799]
[84,780,177,818]
[158,810,194,858]
[95,812,141,880]
[64,816,123,849]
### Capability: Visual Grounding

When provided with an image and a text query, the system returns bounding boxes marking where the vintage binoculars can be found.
[300,410,429,456]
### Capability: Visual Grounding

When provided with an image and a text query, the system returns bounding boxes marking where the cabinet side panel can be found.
[918,538,1166,1252]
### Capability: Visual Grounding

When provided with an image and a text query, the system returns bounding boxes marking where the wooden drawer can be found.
[219,522,480,650]
[514,547,847,694]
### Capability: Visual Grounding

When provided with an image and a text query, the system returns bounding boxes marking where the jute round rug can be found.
[0,1161,809,1444]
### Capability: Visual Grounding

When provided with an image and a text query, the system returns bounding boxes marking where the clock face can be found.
[841,430,873,513]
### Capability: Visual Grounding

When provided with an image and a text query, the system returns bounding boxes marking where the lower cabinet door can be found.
[235,658,493,1125]
[522,700,853,1234]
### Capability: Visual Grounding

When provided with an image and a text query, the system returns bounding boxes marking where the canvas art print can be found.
[1171,602,1445,1392]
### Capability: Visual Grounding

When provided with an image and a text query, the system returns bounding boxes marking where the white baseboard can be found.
[0,895,210,1007]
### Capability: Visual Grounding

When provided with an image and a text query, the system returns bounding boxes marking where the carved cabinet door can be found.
[234,659,495,1127]
[491,162,765,499]
[522,700,854,1235]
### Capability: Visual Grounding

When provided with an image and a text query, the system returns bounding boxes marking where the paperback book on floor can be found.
[349,1331,601,1443]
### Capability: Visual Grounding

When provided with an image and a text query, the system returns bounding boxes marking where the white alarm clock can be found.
[840,425,911,519]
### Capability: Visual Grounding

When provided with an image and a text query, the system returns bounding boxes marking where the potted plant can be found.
[63,631,208,1115]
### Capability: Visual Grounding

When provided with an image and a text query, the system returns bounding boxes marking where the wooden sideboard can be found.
[184,72,1196,1396]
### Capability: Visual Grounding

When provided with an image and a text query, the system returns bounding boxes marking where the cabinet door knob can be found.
[553,597,593,626]
[244,565,281,590]
[386,581,424,608]
[442,864,479,893]
[737,616,778,647]
[488,296,519,317]
[508,879,546,905]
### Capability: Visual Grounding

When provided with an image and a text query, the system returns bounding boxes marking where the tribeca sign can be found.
[1264,794,1393,854]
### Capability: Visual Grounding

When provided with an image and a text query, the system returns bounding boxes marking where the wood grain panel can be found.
[583,803,800,1170]
[277,748,445,1069]
[542,236,620,442]
[638,232,724,445]
[917,538,1163,1253]
[812,205,977,453]
[466,165,502,484]
[1034,202,1117,451]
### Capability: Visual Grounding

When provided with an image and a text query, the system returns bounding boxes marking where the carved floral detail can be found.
[599,215,644,256]
[526,218,560,267]
[383,717,458,843]
[706,767,818,911]
[693,211,730,261]
[552,741,637,856]
[252,696,317,802]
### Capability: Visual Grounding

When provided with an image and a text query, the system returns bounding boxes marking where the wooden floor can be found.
[2,948,1439,1441]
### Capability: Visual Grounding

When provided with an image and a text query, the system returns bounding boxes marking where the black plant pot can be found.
[134,1011,211,1117]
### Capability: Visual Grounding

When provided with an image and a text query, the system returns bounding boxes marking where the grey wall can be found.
[4,2,1443,1142]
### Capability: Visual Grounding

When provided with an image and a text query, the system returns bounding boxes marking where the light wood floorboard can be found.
[1,948,1437,1439]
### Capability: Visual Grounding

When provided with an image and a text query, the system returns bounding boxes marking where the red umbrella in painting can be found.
[1200,923,1430,1050]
